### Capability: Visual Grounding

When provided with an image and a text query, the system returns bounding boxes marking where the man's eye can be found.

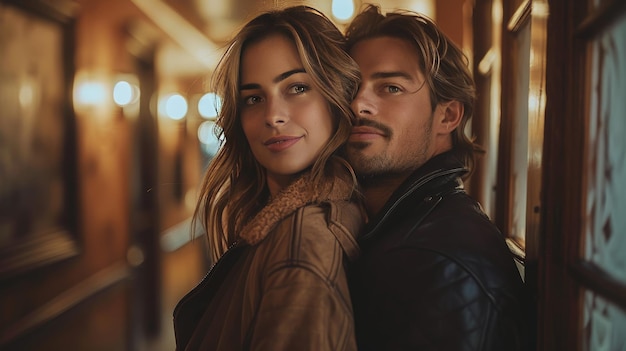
[386,85,401,93]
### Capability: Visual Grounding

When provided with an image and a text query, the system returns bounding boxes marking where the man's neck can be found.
[360,175,409,217]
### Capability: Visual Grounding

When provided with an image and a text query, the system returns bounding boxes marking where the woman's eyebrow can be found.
[273,68,306,83]
[239,68,306,91]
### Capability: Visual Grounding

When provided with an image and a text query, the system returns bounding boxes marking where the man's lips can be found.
[351,126,385,135]
[350,126,386,141]
[263,136,302,152]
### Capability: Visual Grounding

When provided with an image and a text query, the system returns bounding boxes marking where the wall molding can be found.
[0,262,130,345]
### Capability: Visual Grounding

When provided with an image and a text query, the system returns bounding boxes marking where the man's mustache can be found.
[353,118,393,138]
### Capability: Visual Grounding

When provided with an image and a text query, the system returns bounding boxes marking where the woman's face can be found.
[239,33,334,196]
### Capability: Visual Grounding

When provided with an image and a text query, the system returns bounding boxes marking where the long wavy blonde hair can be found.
[194,6,360,262]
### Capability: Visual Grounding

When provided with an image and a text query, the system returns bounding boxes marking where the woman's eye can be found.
[289,84,309,94]
[243,95,263,105]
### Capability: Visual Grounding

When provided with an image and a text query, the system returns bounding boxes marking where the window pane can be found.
[583,12,626,279]
[582,288,626,351]
[509,22,531,245]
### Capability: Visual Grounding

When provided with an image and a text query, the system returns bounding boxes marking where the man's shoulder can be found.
[399,189,499,240]
[377,191,519,276]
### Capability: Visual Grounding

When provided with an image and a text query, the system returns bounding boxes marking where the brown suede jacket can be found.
[173,174,364,351]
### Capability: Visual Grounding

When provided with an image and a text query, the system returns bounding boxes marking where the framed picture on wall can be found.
[0,0,80,279]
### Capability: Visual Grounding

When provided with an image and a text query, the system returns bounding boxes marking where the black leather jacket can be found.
[350,152,531,351]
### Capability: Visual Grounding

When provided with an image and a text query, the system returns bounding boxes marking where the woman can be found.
[173,6,363,351]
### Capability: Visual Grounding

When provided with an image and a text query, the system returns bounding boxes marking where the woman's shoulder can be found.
[269,200,363,264]
[301,200,364,240]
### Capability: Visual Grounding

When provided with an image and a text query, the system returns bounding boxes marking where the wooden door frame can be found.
[538,0,584,348]
[540,0,626,349]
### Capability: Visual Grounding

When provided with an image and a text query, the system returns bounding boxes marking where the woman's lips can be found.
[264,136,302,152]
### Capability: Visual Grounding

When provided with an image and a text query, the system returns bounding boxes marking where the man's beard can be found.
[346,115,433,186]
[348,145,417,187]
[346,141,391,178]
[346,118,394,178]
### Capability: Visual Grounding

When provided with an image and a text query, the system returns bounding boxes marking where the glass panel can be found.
[583,12,626,280]
[583,11,626,351]
[476,0,503,220]
[582,288,626,351]
[509,22,531,244]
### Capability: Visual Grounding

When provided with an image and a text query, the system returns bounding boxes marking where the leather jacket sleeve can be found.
[356,246,527,351]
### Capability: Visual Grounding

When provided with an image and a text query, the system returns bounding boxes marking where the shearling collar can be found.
[239,174,354,245]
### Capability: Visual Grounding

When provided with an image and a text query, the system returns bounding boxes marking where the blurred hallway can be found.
[2,0,626,350]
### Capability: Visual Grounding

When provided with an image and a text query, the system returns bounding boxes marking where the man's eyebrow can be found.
[371,71,414,81]
[239,68,306,91]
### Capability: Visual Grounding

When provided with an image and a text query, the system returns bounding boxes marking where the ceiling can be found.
[182,0,436,44]
[129,0,436,77]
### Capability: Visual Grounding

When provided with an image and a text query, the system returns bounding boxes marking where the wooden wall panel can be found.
[0,0,141,349]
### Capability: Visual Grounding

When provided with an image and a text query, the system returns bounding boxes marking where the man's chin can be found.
[347,156,379,177]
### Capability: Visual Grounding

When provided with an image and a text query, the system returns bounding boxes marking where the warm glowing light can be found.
[528,93,540,112]
[160,93,188,120]
[405,0,436,19]
[197,120,221,156]
[331,0,354,21]
[113,80,136,106]
[19,80,35,108]
[197,120,215,144]
[75,80,108,107]
[198,92,221,119]
[73,71,113,115]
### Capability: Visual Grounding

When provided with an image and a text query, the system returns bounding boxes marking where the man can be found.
[344,5,531,351]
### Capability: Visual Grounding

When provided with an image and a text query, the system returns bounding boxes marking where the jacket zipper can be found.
[173,240,241,318]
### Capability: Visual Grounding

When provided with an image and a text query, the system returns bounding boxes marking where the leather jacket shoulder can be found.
[351,152,531,351]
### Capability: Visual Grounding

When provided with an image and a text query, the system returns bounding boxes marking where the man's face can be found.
[347,36,443,180]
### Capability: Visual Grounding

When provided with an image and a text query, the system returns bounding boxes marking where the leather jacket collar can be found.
[361,151,468,241]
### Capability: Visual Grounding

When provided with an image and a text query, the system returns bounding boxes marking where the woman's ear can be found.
[436,100,463,134]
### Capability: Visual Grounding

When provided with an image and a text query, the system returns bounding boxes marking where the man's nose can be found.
[351,89,376,118]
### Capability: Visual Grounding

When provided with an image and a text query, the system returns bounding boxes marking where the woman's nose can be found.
[265,98,288,126]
